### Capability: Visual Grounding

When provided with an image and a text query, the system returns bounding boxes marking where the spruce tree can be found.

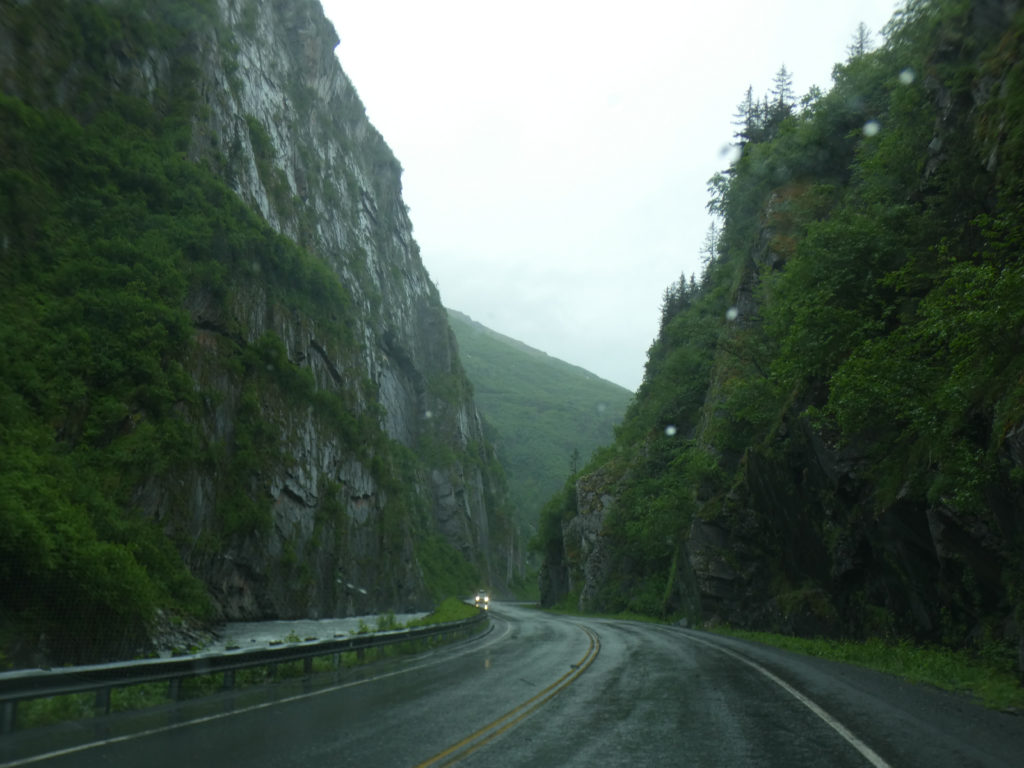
[847,22,874,58]
[771,64,794,109]
[732,86,756,143]
[700,222,720,266]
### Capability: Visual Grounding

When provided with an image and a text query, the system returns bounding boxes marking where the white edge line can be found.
[671,629,892,768]
[0,619,512,768]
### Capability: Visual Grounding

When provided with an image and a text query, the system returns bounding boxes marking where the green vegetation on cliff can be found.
[538,0,1024,673]
[0,83,376,661]
[0,0,489,665]
[447,309,632,523]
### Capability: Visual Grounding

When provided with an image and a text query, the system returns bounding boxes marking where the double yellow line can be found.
[413,625,601,767]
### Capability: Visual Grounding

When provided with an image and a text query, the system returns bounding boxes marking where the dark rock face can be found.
[0,0,520,625]
[538,557,569,609]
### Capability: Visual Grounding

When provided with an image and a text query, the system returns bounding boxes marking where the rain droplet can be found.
[863,120,880,137]
[726,307,739,321]
[898,68,915,85]
[424,410,433,419]
[720,144,742,165]
[597,403,607,413]
[266,363,274,371]
[665,425,677,437]
[251,261,261,273]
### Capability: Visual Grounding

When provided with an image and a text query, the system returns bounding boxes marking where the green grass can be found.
[406,597,480,627]
[710,627,1024,711]
[534,604,1023,711]
[414,535,482,603]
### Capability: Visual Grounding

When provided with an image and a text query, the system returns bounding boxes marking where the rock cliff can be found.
[538,0,1024,675]
[0,0,518,647]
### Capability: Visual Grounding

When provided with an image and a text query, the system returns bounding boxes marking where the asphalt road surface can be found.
[3,603,1023,767]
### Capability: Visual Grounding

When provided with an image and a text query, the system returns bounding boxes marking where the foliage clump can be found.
[0,0,502,668]
[0,0,376,659]
[534,0,1024,671]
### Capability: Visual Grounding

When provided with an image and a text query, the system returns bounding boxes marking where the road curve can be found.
[2,604,1022,767]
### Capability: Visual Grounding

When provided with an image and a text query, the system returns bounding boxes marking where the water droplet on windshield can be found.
[266,364,274,371]
[424,410,433,419]
[899,68,915,85]
[726,307,739,321]
[863,120,880,137]
[664,425,677,436]
[720,144,742,165]
[597,403,607,413]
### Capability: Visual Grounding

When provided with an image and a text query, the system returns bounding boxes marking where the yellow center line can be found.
[433,631,602,768]
[413,625,601,768]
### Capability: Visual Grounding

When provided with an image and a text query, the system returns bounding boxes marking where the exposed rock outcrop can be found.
[538,2,1024,673]
[0,0,520,629]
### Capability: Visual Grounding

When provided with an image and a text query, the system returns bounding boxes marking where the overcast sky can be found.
[320,1,902,392]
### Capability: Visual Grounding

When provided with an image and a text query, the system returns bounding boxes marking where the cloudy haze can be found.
[320,0,901,392]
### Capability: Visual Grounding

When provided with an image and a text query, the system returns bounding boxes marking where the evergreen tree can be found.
[700,222,720,266]
[732,86,756,143]
[847,22,874,58]
[707,171,729,215]
[771,64,794,109]
[659,284,678,329]
[569,447,581,476]
[800,84,824,111]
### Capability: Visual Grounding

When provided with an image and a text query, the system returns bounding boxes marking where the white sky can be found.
[320,0,902,391]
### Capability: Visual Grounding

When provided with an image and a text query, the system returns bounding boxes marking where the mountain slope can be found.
[536,0,1024,678]
[447,310,632,524]
[0,0,517,665]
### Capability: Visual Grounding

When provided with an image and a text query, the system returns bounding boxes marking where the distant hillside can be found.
[447,310,633,524]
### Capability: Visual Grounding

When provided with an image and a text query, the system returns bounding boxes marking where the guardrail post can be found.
[2,701,15,734]
[223,670,235,690]
[303,657,313,675]
[168,678,181,701]
[94,687,111,717]
[332,653,340,669]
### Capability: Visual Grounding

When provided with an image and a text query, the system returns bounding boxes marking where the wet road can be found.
[3,604,1023,767]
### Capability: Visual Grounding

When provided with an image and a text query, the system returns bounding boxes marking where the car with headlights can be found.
[474,590,490,610]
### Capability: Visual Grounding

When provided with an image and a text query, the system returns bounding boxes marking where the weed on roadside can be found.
[709,627,1024,711]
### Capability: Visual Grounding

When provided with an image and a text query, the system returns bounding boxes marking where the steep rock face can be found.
[0,0,517,628]
[674,0,1024,650]
[540,463,703,621]
[538,0,1024,672]
[540,469,617,610]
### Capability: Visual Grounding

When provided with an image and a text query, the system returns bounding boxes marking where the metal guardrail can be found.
[0,611,488,735]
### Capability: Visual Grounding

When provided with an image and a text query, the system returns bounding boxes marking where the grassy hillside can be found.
[447,310,632,524]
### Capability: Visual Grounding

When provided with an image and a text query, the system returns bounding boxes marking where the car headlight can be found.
[484,596,489,602]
